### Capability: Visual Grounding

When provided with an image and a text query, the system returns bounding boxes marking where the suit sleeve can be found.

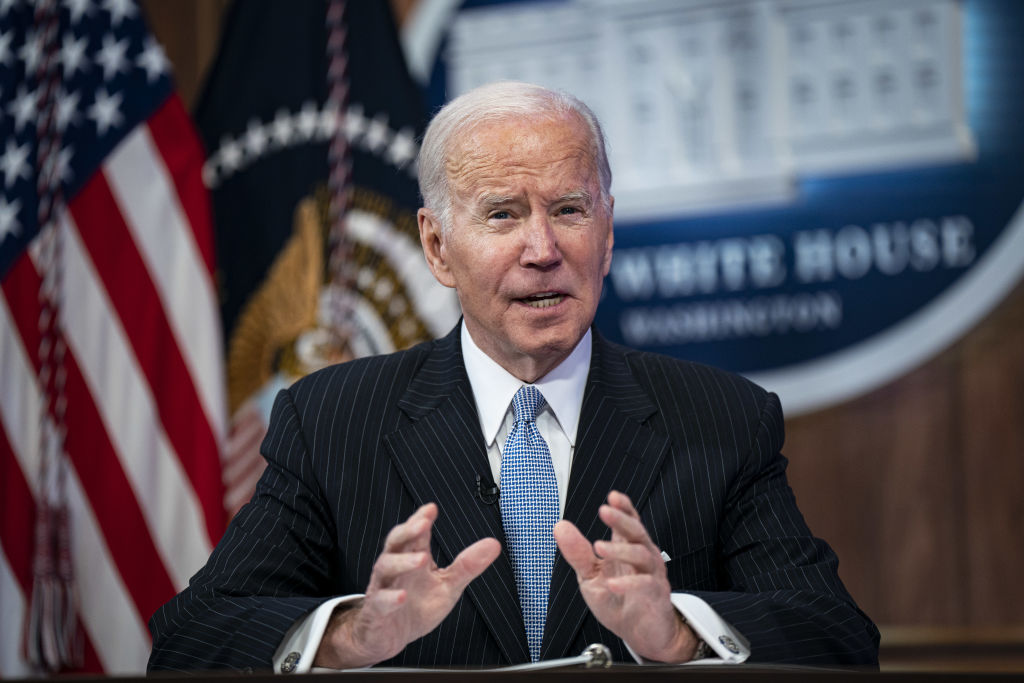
[147,387,341,672]
[688,391,880,666]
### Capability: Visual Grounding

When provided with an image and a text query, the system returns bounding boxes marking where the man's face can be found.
[418,113,614,381]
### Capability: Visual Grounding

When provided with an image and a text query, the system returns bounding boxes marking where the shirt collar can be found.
[461,323,592,448]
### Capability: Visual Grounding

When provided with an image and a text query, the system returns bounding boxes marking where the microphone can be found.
[475,474,499,505]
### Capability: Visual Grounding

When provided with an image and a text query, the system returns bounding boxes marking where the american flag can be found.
[0,0,226,675]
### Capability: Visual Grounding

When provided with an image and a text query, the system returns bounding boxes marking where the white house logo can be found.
[406,0,1024,414]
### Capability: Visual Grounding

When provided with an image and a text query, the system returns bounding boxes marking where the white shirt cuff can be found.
[271,594,364,674]
[623,593,750,665]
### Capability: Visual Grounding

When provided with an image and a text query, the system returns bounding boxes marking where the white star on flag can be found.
[55,145,75,184]
[18,28,42,74]
[88,87,123,135]
[64,0,95,24]
[0,140,30,188]
[8,83,37,132]
[295,101,319,141]
[364,114,391,153]
[317,104,339,140]
[102,0,136,27]
[218,136,244,173]
[0,29,14,67]
[137,36,169,82]
[270,108,295,147]
[56,88,81,132]
[243,119,268,158]
[342,104,366,143]
[61,33,89,77]
[201,163,217,188]
[0,195,21,241]
[386,127,417,167]
[96,33,130,80]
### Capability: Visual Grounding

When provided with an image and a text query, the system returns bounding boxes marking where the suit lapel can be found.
[384,326,530,663]
[542,333,671,659]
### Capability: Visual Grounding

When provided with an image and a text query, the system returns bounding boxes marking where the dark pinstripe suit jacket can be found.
[148,325,879,671]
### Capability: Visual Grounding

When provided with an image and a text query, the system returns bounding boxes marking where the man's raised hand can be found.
[315,503,501,669]
[553,491,700,663]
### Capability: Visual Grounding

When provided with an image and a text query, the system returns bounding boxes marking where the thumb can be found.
[445,537,501,591]
[554,520,598,578]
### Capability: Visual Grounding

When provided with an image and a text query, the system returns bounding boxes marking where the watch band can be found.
[678,610,713,661]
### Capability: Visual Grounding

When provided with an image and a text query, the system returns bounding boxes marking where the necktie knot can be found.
[512,385,545,425]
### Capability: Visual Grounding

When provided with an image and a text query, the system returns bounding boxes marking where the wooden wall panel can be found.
[787,281,1024,628]
[785,350,966,626]
[959,281,1024,624]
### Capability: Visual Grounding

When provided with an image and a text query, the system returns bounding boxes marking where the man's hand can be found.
[315,503,501,669]
[553,491,700,663]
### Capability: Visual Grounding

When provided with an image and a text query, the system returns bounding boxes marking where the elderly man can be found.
[148,82,879,671]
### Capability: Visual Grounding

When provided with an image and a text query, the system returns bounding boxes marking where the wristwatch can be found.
[692,639,713,660]
[679,611,713,661]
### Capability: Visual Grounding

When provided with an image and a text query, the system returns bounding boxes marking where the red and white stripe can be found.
[326,0,352,225]
[0,95,227,675]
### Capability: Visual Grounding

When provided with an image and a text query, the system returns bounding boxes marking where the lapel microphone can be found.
[476,474,500,504]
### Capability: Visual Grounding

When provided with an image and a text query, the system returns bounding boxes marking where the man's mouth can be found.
[519,292,565,309]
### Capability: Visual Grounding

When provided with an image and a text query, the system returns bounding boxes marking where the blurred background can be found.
[1,0,1021,675]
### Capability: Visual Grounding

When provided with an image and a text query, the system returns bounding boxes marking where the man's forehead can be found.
[452,163,600,209]
[445,115,598,191]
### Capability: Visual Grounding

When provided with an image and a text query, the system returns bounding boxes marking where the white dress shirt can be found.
[271,325,749,672]
[461,322,589,515]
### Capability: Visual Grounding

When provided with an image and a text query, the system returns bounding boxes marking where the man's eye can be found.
[491,211,511,220]
[559,206,580,216]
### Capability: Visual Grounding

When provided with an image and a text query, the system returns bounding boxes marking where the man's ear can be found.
[601,196,615,277]
[418,208,456,288]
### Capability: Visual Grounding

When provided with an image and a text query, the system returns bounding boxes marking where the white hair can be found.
[417,81,612,232]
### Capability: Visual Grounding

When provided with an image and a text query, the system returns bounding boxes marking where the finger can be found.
[594,539,662,574]
[599,504,651,545]
[605,573,668,596]
[383,503,438,552]
[607,490,639,517]
[553,520,600,579]
[371,551,430,583]
[441,537,501,591]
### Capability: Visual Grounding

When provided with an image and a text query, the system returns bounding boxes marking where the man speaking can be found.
[148,82,879,671]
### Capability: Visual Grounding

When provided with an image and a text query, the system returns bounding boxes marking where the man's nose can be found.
[520,215,561,267]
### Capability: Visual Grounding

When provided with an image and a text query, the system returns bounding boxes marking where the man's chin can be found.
[511,328,586,368]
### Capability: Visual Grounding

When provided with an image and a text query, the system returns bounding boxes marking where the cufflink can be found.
[718,635,741,654]
[280,651,301,673]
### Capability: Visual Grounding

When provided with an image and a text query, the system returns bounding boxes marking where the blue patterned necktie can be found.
[500,385,559,662]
